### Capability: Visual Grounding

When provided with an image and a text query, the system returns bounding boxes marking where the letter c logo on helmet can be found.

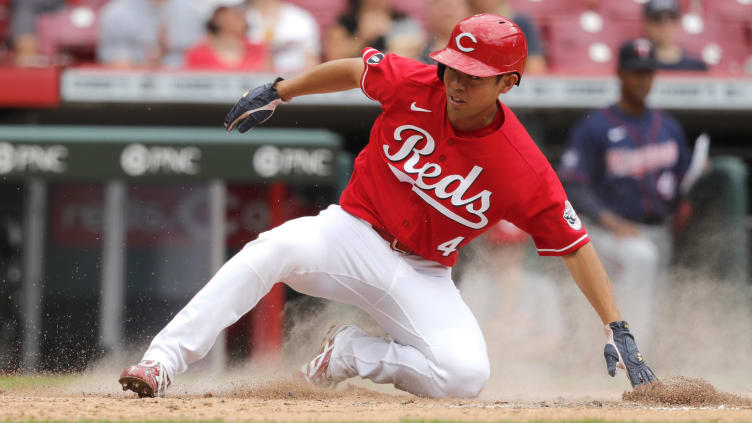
[429,14,528,85]
[455,32,477,52]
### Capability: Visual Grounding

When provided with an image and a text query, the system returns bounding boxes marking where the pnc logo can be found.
[383,125,491,229]
[455,32,477,53]
[120,144,201,176]
[0,142,68,175]
[253,145,332,178]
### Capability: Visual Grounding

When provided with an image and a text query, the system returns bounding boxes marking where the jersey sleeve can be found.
[510,168,590,256]
[359,48,409,106]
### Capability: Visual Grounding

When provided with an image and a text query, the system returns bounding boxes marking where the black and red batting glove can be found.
[604,321,657,387]
[224,77,285,133]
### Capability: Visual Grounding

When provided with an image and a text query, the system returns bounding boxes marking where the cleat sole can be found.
[118,376,155,398]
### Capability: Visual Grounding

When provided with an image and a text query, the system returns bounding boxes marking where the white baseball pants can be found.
[143,205,490,398]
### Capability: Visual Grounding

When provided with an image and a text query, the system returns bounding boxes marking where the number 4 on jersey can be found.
[437,236,465,257]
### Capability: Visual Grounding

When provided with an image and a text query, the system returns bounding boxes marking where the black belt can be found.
[372,226,414,254]
[640,214,667,225]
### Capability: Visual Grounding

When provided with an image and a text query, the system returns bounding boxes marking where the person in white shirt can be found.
[244,0,321,74]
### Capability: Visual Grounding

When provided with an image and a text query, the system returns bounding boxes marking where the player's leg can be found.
[136,205,344,384]
[133,204,486,398]
[285,208,489,398]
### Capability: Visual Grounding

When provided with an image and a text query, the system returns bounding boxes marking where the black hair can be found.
[437,63,520,84]
[346,0,361,15]
[206,6,230,35]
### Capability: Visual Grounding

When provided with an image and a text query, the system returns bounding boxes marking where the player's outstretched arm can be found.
[275,58,365,101]
[561,242,620,324]
[562,242,657,387]
[224,59,364,133]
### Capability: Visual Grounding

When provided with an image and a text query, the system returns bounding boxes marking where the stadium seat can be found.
[702,0,752,22]
[508,0,588,19]
[676,15,750,73]
[37,5,100,63]
[546,12,642,72]
[598,0,695,19]
[66,0,110,7]
[0,0,10,43]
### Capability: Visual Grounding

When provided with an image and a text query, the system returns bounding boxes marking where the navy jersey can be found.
[558,105,691,224]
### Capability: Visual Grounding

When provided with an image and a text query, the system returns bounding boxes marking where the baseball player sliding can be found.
[119,14,656,399]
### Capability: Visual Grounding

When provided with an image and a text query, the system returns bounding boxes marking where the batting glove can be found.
[224,77,285,133]
[603,321,657,387]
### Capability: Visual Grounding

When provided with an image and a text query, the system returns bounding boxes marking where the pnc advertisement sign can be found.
[0,127,339,182]
[252,145,333,178]
[0,142,68,175]
[120,144,202,176]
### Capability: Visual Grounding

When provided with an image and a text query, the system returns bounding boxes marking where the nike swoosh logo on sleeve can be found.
[410,102,431,113]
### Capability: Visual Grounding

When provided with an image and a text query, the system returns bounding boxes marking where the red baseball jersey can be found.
[339,48,589,266]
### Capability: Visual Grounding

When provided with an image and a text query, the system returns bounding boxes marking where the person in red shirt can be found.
[119,14,656,399]
[184,5,269,71]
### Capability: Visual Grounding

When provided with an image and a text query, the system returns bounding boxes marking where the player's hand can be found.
[599,211,641,238]
[224,77,285,133]
[603,321,657,387]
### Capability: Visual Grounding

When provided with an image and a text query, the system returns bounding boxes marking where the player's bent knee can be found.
[438,356,490,398]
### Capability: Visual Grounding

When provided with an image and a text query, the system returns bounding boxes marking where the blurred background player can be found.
[558,38,691,342]
[323,0,424,61]
[641,0,706,71]
[185,5,269,71]
[470,0,546,73]
[244,0,320,73]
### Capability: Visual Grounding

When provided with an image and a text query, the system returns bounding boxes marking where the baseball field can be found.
[2,372,751,422]
[2,269,751,423]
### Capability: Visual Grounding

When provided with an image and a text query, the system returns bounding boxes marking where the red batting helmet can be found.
[429,14,527,85]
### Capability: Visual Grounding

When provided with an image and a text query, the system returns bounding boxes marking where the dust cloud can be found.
[457,238,752,401]
[70,235,750,404]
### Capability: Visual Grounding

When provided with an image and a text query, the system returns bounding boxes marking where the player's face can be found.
[619,69,655,106]
[443,66,516,130]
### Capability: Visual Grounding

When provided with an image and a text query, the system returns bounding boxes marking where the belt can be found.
[372,226,414,255]
[640,214,667,226]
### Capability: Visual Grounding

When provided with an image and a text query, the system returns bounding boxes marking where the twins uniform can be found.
[559,104,690,339]
[141,49,589,398]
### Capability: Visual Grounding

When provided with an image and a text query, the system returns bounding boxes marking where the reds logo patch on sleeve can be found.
[563,201,583,230]
[367,53,385,65]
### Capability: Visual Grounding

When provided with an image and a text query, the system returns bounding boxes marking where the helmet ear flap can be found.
[437,63,446,82]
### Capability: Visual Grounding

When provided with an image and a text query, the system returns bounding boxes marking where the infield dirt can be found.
[2,377,752,422]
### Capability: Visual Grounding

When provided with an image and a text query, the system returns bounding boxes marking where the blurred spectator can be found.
[98,0,207,67]
[185,6,269,71]
[244,0,320,74]
[471,0,545,73]
[324,0,425,61]
[642,0,706,71]
[417,0,471,64]
[558,38,691,340]
[10,0,64,66]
